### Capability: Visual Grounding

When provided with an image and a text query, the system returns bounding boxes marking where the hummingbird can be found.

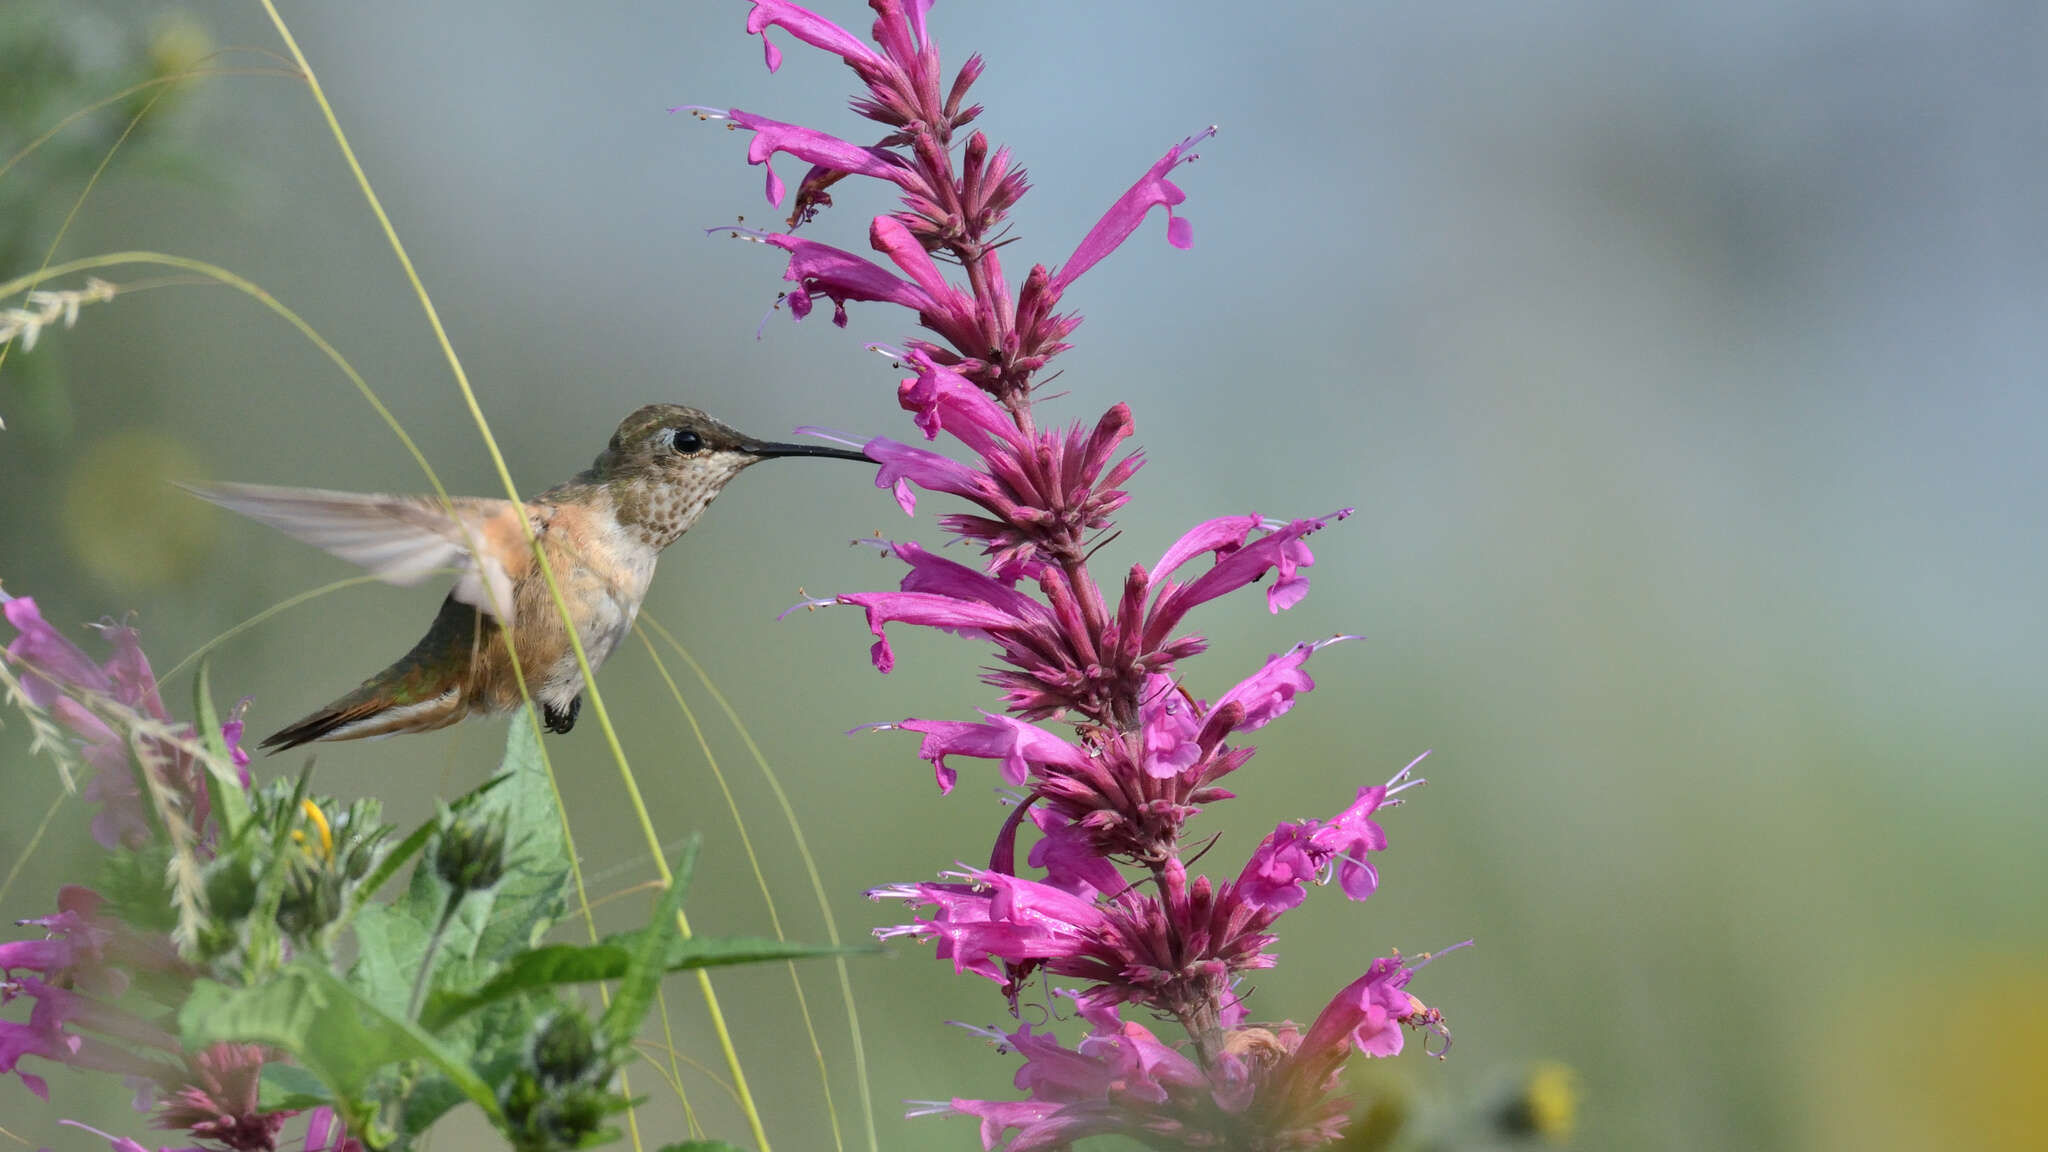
[188,404,870,751]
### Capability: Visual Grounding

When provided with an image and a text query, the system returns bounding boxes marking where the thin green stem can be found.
[0,56,301,185]
[633,624,844,1152]
[160,573,391,682]
[0,251,450,506]
[640,614,879,1152]
[407,891,463,1022]
[652,988,703,1137]
[0,51,298,383]
[250,6,768,1146]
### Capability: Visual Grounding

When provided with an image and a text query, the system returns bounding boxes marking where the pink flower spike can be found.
[1051,126,1216,294]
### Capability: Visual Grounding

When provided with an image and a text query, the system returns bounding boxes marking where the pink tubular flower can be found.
[152,1043,294,1151]
[63,1107,361,1152]
[1264,946,1469,1128]
[763,230,944,325]
[1,887,191,1100]
[2,596,247,851]
[870,713,1091,793]
[812,512,1345,730]
[1049,126,1215,294]
[746,0,892,79]
[725,109,913,206]
[874,840,1364,1021]
[945,995,1335,1152]
[1235,755,1425,914]
[947,950,1462,1152]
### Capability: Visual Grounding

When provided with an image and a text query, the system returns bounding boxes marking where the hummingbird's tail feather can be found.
[260,684,468,751]
[260,592,493,752]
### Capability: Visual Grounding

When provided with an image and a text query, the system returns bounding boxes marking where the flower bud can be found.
[538,1084,608,1146]
[433,810,509,895]
[529,1009,601,1087]
[202,857,258,922]
[276,863,342,940]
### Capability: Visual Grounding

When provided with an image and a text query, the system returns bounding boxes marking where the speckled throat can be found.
[601,450,756,550]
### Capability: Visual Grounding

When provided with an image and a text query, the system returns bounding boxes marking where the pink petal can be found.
[1051,127,1214,294]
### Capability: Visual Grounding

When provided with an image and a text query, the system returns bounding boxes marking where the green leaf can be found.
[94,844,178,934]
[469,715,570,961]
[420,932,857,1031]
[179,964,504,1124]
[421,943,630,1030]
[653,933,869,971]
[599,837,698,1051]
[656,1143,750,1152]
[347,902,433,1016]
[255,1062,332,1112]
[192,659,250,841]
[405,989,549,1135]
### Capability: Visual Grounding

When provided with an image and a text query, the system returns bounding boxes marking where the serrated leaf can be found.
[398,1076,470,1137]
[255,1063,331,1112]
[419,933,856,1030]
[192,659,249,841]
[470,715,569,961]
[599,838,698,1051]
[655,933,871,971]
[420,942,630,1031]
[347,902,432,1016]
[406,989,549,1135]
[95,844,178,934]
[179,964,503,1123]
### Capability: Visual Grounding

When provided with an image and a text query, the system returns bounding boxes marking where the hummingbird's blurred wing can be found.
[183,482,525,620]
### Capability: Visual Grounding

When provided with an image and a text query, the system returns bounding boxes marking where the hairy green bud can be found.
[433,809,509,895]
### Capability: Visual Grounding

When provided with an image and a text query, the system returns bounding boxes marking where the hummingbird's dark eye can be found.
[668,428,704,454]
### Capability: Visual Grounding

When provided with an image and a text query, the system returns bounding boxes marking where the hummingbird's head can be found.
[594,403,870,547]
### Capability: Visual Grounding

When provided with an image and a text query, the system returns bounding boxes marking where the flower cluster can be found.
[699,2,1462,1147]
[0,594,358,1151]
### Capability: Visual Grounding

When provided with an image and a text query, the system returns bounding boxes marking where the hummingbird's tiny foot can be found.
[544,696,580,735]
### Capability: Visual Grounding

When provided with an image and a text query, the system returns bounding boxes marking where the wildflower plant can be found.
[688,1,1467,1147]
[0,593,841,1151]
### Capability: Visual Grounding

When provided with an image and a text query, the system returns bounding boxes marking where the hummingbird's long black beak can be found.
[743,438,872,463]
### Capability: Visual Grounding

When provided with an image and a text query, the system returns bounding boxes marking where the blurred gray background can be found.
[3,1,2044,1149]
